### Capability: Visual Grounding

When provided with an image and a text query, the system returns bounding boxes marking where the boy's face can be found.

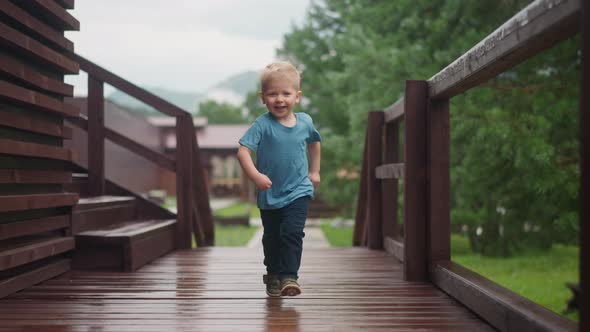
[259,79,301,120]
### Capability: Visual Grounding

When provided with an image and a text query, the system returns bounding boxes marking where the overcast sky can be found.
[65,0,312,95]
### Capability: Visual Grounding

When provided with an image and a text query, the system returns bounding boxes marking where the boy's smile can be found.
[260,80,302,122]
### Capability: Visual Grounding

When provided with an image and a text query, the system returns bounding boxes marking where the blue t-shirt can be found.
[239,112,322,210]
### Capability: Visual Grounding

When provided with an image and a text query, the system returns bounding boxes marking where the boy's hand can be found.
[254,173,272,190]
[309,172,320,189]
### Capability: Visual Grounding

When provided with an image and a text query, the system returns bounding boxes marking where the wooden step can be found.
[73,219,176,272]
[71,195,136,234]
[0,193,78,212]
[0,257,69,298]
[0,236,74,271]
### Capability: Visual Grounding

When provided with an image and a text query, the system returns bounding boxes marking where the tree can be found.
[197,100,247,124]
[279,0,580,255]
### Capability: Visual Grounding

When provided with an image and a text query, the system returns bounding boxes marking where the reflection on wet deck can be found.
[0,248,493,331]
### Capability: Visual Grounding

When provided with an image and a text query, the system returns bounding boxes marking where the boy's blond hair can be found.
[260,61,301,92]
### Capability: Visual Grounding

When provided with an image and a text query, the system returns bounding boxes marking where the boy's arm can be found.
[236,145,272,190]
[307,142,321,189]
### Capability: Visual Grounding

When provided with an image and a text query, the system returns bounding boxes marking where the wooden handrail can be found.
[67,53,214,248]
[68,115,176,171]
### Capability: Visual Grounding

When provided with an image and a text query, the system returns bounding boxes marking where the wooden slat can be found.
[428,0,580,99]
[0,258,69,298]
[0,54,73,96]
[384,236,404,263]
[0,81,79,117]
[54,0,75,10]
[71,54,188,118]
[127,224,175,271]
[375,163,404,179]
[0,215,69,241]
[0,193,78,212]
[0,1,74,51]
[427,99,450,263]
[580,0,589,329]
[67,115,176,171]
[0,21,78,74]
[431,261,577,332]
[0,138,75,161]
[0,236,74,271]
[0,169,71,184]
[366,111,384,250]
[384,98,404,123]
[77,220,176,240]
[0,248,495,331]
[14,0,80,31]
[403,80,428,282]
[0,110,71,138]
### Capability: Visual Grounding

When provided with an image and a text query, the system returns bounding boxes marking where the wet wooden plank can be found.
[0,248,494,331]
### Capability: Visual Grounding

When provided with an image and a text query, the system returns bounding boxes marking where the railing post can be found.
[87,75,105,196]
[427,99,450,266]
[580,1,589,330]
[353,130,369,246]
[367,111,384,249]
[175,115,194,249]
[382,121,400,240]
[191,135,215,246]
[403,80,428,281]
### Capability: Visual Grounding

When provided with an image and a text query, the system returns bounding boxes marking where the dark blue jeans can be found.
[260,196,310,280]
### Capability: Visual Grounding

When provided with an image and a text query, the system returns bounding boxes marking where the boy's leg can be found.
[278,196,310,281]
[260,208,281,276]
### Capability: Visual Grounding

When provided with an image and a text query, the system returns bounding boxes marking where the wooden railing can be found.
[354,0,587,331]
[66,53,214,248]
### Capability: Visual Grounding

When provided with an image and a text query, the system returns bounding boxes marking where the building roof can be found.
[148,116,208,128]
[165,124,250,150]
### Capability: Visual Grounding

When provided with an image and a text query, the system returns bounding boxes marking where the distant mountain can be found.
[107,87,203,114]
[107,71,259,114]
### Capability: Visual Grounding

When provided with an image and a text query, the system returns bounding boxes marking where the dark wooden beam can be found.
[0,138,74,161]
[383,98,404,123]
[0,258,69,298]
[54,0,75,10]
[0,109,72,138]
[0,169,71,184]
[381,122,399,240]
[366,111,384,250]
[0,215,69,240]
[0,21,78,74]
[580,0,589,329]
[0,1,74,51]
[431,261,577,332]
[87,76,104,196]
[427,99,450,263]
[0,193,78,212]
[429,0,580,99]
[175,115,194,249]
[192,134,214,246]
[15,0,80,31]
[0,53,73,96]
[403,80,428,281]
[0,81,78,117]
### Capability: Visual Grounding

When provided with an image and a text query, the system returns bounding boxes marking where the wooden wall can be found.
[0,0,79,298]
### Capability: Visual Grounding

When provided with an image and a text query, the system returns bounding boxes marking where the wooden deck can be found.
[0,248,493,331]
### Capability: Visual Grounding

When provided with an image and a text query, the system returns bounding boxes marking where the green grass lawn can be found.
[213,202,261,218]
[319,222,579,321]
[192,224,259,247]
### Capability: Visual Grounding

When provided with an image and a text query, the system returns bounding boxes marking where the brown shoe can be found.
[280,278,301,297]
[263,274,281,297]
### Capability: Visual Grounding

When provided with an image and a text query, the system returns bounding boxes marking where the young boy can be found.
[237,61,321,297]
